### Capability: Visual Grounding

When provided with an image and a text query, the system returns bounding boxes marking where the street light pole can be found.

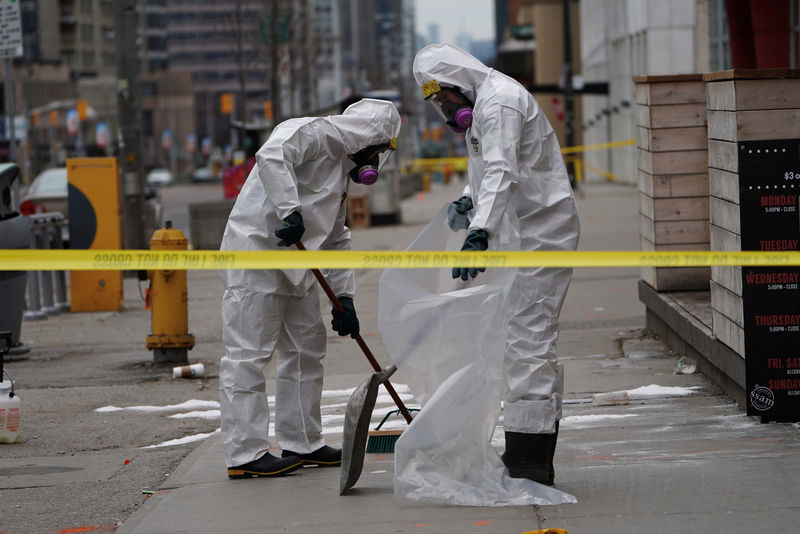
[114,0,146,250]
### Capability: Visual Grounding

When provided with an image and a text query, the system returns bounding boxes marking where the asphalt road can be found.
[1,182,225,534]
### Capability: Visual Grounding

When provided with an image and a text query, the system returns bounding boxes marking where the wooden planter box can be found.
[705,69,800,357]
[634,74,710,291]
[346,195,370,229]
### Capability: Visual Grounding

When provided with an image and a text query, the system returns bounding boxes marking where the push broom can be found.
[295,242,413,455]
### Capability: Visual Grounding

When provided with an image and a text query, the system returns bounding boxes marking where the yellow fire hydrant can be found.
[146,221,195,363]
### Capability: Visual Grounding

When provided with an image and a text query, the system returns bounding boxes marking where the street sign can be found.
[77,100,89,121]
[0,113,24,140]
[66,109,79,136]
[0,0,23,58]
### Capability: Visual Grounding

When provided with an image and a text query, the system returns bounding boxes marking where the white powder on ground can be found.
[627,384,703,399]
[561,413,639,424]
[143,428,221,449]
[168,410,220,420]
[96,399,220,413]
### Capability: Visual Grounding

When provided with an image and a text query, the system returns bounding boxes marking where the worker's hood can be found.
[412,43,492,103]
[329,98,401,156]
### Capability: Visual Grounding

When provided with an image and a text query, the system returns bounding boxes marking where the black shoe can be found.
[282,445,341,467]
[501,423,559,486]
[227,452,303,479]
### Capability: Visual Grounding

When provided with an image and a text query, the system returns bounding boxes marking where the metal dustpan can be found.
[340,364,397,494]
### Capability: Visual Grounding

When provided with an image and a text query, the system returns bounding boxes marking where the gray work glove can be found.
[447,195,473,231]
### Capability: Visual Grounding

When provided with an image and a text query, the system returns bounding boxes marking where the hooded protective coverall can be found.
[219,99,401,468]
[413,44,580,436]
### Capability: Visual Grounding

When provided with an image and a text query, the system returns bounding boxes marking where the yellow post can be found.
[146,221,195,363]
[574,157,583,183]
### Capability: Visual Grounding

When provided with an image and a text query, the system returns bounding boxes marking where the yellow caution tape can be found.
[3,249,800,271]
[411,139,636,172]
[560,138,636,155]
[521,529,568,534]
[411,157,469,173]
[583,161,624,182]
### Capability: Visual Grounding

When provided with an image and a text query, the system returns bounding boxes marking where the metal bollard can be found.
[36,221,58,316]
[24,213,69,320]
[46,214,69,311]
[24,225,47,321]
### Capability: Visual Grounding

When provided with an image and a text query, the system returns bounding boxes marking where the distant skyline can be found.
[413,0,496,46]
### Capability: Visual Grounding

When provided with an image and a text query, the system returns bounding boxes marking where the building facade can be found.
[580,0,699,184]
[578,0,800,184]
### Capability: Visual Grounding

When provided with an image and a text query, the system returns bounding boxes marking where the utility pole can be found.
[269,0,282,125]
[562,0,576,187]
[114,0,146,250]
[304,0,316,112]
[233,1,246,148]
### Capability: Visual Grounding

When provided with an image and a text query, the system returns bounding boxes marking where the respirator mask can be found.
[439,101,473,133]
[349,139,397,185]
[422,80,473,133]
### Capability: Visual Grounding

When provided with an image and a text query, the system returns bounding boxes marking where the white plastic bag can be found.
[378,205,576,506]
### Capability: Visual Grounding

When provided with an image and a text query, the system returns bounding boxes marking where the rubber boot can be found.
[227,451,303,479]
[282,445,341,467]
[501,422,559,486]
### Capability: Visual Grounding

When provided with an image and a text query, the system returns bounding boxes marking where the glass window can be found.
[710,0,731,71]
[32,170,68,194]
[81,23,93,43]
[792,0,800,67]
[141,109,154,137]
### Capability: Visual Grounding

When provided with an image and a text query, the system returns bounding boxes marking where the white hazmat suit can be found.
[219,99,401,468]
[413,44,580,436]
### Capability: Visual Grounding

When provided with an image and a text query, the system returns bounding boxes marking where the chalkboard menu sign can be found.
[739,139,800,421]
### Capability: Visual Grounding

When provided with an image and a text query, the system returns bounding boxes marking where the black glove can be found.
[452,195,473,214]
[452,228,489,281]
[447,195,474,231]
[331,296,360,338]
[274,211,304,247]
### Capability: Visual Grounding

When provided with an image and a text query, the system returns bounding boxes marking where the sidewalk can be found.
[116,179,800,534]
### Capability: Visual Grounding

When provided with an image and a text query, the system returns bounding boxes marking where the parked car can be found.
[191,167,217,183]
[20,167,68,216]
[146,168,173,187]
[20,167,162,246]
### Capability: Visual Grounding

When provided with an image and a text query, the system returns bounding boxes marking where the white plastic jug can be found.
[0,370,21,443]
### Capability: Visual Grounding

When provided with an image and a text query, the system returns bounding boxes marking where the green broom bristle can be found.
[365,430,403,453]
[365,408,418,453]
